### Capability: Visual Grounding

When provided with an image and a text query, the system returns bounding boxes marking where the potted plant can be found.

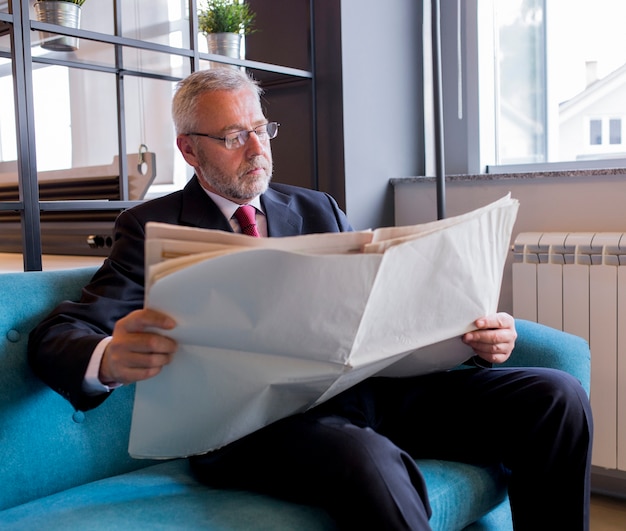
[198,0,256,68]
[33,0,87,52]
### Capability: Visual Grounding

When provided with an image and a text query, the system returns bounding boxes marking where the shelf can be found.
[4,0,318,270]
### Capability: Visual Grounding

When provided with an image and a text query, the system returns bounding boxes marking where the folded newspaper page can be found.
[129,194,519,458]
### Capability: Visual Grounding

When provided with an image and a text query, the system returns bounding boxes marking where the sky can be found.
[499,0,626,103]
[551,0,626,101]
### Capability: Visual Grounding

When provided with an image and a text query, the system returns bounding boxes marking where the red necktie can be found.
[234,205,260,237]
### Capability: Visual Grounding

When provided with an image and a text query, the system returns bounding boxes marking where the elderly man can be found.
[29,68,592,530]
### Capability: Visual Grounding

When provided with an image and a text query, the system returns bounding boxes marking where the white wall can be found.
[339,0,424,230]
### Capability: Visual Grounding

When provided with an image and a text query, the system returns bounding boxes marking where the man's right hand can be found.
[99,309,178,385]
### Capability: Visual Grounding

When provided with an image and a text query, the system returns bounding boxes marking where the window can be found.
[31,66,72,171]
[586,116,623,149]
[0,68,15,161]
[1,1,190,190]
[590,119,602,146]
[609,118,621,145]
[474,0,626,170]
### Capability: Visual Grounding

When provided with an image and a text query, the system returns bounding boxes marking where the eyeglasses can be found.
[185,122,280,150]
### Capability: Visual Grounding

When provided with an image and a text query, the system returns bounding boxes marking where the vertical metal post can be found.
[431,0,446,219]
[113,0,129,201]
[309,0,319,191]
[14,0,43,270]
[190,0,200,72]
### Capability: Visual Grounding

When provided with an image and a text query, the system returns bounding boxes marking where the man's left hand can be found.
[462,312,517,364]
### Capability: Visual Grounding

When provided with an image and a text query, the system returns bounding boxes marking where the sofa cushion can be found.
[417,459,508,530]
[505,319,590,394]
[0,268,155,511]
[0,460,336,530]
[0,457,507,530]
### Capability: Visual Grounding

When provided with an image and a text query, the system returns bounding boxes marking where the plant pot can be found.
[34,1,81,52]
[206,32,243,69]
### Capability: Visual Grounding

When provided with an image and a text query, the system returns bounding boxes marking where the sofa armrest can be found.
[503,319,591,396]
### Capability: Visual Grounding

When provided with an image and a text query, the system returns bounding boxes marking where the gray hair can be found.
[172,69,263,135]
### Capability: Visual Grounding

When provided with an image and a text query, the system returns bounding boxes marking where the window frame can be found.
[445,0,626,175]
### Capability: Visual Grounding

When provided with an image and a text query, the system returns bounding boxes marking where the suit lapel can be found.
[262,187,303,237]
[179,177,234,232]
[177,177,303,236]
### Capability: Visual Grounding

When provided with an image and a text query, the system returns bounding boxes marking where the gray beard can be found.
[196,157,272,202]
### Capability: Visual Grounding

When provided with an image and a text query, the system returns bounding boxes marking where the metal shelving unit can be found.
[1,0,316,271]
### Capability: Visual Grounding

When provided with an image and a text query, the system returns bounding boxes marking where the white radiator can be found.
[512,232,626,471]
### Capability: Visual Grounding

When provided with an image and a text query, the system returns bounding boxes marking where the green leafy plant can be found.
[36,0,87,5]
[198,0,256,36]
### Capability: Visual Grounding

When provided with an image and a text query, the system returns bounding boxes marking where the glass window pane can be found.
[32,66,119,191]
[73,0,114,34]
[124,76,188,195]
[490,0,626,165]
[589,119,602,145]
[33,65,72,170]
[0,62,15,163]
[30,65,123,257]
[121,0,191,50]
[0,56,17,247]
[0,34,20,257]
[609,118,621,145]
[495,0,545,165]
[122,46,189,78]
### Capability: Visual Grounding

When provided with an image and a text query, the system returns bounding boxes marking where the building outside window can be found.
[478,0,626,168]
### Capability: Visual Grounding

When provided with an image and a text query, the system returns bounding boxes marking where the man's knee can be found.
[527,368,591,419]
[316,417,431,530]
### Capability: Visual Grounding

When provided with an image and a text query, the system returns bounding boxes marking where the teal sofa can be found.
[0,267,591,530]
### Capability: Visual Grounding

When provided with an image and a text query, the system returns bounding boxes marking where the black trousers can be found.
[191,367,593,530]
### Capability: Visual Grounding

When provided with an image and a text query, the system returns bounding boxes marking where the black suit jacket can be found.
[28,177,352,411]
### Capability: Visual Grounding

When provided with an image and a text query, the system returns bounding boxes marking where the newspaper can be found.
[128,194,519,458]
